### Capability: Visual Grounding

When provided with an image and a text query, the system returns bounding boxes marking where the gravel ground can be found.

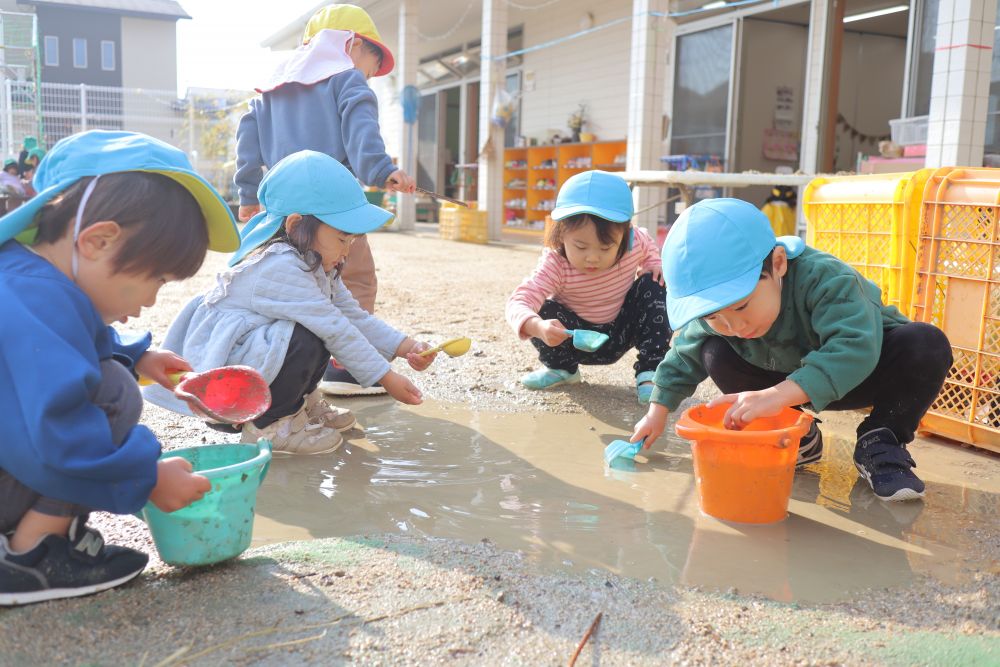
[0,229,997,666]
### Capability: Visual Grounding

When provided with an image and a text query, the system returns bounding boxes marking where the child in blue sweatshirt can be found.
[632,199,952,502]
[0,131,240,605]
[235,6,414,399]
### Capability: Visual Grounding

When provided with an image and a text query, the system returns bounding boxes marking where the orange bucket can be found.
[675,403,812,524]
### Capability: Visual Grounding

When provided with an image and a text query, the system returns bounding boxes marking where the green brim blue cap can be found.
[229,150,393,266]
[662,198,804,330]
[0,130,239,251]
[551,169,633,222]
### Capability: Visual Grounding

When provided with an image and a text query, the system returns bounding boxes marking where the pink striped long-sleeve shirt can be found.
[506,226,662,339]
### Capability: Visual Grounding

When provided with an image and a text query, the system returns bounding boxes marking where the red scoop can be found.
[166,366,271,424]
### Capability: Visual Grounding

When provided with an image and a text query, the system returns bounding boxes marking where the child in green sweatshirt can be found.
[632,198,952,502]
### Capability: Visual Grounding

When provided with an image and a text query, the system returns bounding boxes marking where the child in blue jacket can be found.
[0,131,240,605]
[235,4,416,397]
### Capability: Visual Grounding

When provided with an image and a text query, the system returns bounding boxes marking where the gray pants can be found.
[0,359,143,532]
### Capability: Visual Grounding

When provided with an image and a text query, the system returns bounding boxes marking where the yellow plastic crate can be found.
[912,167,1000,453]
[803,170,932,317]
[438,202,488,244]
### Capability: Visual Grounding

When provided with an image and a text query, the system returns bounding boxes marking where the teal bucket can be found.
[139,440,272,567]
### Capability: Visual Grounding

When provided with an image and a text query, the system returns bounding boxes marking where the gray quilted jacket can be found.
[144,243,405,416]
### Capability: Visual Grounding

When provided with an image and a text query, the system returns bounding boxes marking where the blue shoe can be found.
[853,428,925,501]
[636,371,656,404]
[520,367,581,390]
[796,421,823,467]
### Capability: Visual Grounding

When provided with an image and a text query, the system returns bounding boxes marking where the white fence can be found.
[0,80,252,200]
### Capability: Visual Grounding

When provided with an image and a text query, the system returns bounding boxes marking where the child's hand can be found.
[632,402,669,450]
[238,204,261,222]
[384,170,416,194]
[639,267,665,286]
[708,381,808,430]
[405,341,436,371]
[135,349,192,389]
[380,370,423,405]
[149,457,211,512]
[537,319,570,347]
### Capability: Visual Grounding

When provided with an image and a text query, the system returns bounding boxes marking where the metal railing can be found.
[0,80,252,201]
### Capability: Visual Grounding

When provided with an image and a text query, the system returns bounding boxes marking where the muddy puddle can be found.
[253,399,999,603]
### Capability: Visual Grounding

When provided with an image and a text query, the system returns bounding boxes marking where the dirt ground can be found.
[0,228,997,666]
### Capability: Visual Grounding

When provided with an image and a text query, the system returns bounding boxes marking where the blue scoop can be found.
[604,438,645,465]
[564,328,610,352]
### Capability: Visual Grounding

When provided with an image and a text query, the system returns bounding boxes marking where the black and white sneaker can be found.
[796,421,823,467]
[853,428,925,502]
[0,517,148,606]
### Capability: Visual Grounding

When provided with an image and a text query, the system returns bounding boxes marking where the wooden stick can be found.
[415,186,471,208]
[567,611,603,667]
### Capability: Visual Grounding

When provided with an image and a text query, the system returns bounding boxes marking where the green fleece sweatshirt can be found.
[650,246,910,412]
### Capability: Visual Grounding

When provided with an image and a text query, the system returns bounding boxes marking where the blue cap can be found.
[230,150,393,266]
[662,198,805,330]
[0,130,239,251]
[551,170,633,222]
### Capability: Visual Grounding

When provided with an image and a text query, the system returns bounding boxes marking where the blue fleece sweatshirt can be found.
[234,69,396,206]
[0,241,158,515]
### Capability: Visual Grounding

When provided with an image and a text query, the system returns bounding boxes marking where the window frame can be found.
[43,35,59,67]
[100,40,115,71]
[72,37,87,69]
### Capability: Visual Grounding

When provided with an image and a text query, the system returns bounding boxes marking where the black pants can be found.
[254,324,329,429]
[531,273,671,376]
[701,322,952,443]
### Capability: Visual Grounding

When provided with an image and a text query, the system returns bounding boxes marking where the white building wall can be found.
[519,0,632,142]
[372,76,401,160]
[369,1,638,163]
[120,16,177,90]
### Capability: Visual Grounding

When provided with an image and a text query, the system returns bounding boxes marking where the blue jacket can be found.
[0,241,158,514]
[234,69,396,206]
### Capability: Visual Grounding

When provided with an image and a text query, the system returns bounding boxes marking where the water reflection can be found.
[253,399,999,603]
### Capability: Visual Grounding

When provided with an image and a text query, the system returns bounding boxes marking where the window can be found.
[907,0,939,117]
[101,40,115,71]
[671,24,734,158]
[43,36,58,66]
[73,38,87,68]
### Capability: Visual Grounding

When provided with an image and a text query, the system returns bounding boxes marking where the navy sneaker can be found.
[853,428,925,501]
[0,518,148,606]
[318,360,386,397]
[796,421,823,467]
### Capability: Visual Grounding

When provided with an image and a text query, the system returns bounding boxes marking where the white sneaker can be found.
[319,364,386,397]
[240,404,343,455]
[304,389,357,432]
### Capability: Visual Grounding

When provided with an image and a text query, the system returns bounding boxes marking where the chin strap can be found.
[71,176,101,281]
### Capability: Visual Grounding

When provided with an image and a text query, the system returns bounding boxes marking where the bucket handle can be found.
[135,439,272,521]
[675,407,813,444]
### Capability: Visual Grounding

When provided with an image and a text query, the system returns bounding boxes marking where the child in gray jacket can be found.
[146,151,436,455]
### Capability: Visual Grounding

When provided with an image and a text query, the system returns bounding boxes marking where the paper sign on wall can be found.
[763,128,799,162]
[775,85,795,131]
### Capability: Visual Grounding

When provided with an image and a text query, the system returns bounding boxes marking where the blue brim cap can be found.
[551,170,634,222]
[229,200,393,266]
[550,202,631,223]
[0,131,238,251]
[666,235,805,330]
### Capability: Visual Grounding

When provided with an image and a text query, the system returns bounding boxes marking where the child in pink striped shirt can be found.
[505,170,671,403]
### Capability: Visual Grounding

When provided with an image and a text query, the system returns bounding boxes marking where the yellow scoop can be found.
[418,337,472,358]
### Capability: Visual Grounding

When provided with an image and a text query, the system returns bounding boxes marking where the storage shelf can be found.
[504,140,626,239]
